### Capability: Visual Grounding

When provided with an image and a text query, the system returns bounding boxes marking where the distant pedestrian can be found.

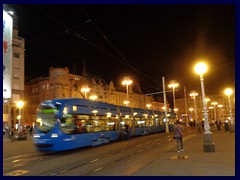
[173,120,184,152]
[196,122,203,133]
[28,126,33,135]
[123,123,130,139]
[9,127,14,141]
[216,120,222,132]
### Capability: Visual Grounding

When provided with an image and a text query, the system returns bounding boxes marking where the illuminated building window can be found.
[13,75,19,79]
[14,52,20,58]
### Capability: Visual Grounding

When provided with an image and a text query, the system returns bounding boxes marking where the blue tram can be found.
[33,98,174,152]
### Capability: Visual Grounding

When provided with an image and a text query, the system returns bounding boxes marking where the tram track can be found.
[4,129,196,176]
[54,129,195,176]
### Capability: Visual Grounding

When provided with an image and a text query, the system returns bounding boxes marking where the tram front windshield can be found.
[36,104,58,133]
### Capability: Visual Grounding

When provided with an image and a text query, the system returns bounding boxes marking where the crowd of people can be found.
[3,124,33,141]
[173,119,228,153]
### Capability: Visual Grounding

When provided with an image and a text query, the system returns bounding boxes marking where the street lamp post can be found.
[189,108,194,120]
[211,102,218,123]
[168,80,179,111]
[208,106,214,120]
[190,91,198,124]
[162,77,169,133]
[205,98,210,108]
[194,62,215,152]
[81,86,90,99]
[173,108,178,119]
[146,104,152,130]
[122,76,132,106]
[217,104,223,122]
[224,88,234,133]
[16,100,24,133]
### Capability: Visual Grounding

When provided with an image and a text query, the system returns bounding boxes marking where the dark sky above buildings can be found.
[7,4,235,98]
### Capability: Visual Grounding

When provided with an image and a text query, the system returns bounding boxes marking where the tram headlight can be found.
[51,133,58,138]
[33,134,40,138]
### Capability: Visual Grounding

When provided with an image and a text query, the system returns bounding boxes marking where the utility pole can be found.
[162,76,169,133]
[184,86,188,122]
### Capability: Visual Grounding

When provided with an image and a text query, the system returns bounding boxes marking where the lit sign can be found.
[3,11,13,98]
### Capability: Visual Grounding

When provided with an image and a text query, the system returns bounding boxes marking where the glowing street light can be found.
[123,100,130,106]
[146,104,152,109]
[194,62,215,152]
[189,108,194,120]
[174,108,179,119]
[168,80,179,111]
[190,91,198,123]
[224,88,234,132]
[173,108,178,112]
[205,98,210,108]
[122,76,132,106]
[81,86,90,99]
[89,94,97,101]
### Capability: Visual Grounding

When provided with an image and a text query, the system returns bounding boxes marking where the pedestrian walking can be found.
[216,120,222,132]
[123,123,130,139]
[173,120,184,152]
[196,122,203,133]
[9,127,14,142]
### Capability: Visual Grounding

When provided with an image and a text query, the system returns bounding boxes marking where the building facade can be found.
[175,93,235,123]
[3,28,25,127]
[24,67,166,125]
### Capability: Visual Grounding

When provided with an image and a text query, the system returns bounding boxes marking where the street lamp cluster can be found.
[81,86,98,101]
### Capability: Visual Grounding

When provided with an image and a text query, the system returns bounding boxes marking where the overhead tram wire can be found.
[80,5,132,67]
[25,19,91,44]
[80,5,163,87]
[25,54,54,66]
[32,5,131,66]
[33,5,163,89]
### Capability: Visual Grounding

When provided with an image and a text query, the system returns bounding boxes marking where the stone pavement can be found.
[3,130,235,176]
[3,133,36,159]
[133,130,235,176]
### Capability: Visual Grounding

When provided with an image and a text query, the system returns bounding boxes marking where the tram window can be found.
[149,118,154,126]
[135,117,140,127]
[36,107,57,133]
[121,116,132,129]
[101,116,118,131]
[76,115,91,133]
[136,119,145,128]
[60,115,76,134]
[75,119,87,133]
[92,115,104,132]
[155,118,160,126]
[159,117,164,125]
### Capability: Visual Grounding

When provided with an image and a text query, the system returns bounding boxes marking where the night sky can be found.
[6,4,235,98]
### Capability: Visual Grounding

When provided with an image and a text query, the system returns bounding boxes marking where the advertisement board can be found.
[3,10,13,99]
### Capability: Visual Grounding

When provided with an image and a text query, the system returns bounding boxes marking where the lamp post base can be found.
[203,133,215,152]
[229,124,235,133]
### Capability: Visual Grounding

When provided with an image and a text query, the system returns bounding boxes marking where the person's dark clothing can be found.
[173,122,184,152]
[216,120,222,132]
